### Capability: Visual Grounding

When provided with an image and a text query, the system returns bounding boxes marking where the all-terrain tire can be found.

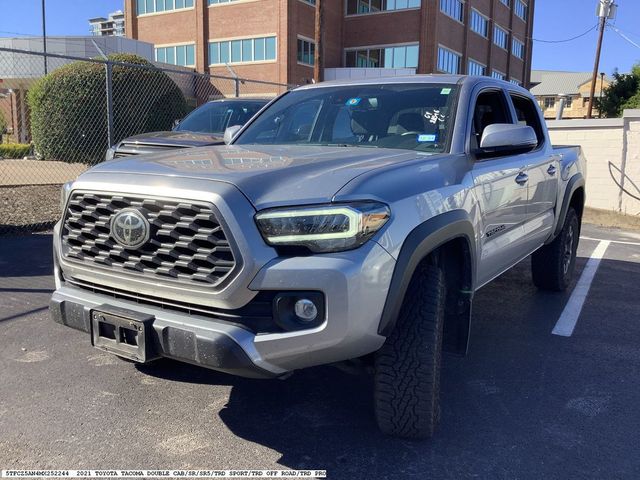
[374,264,446,439]
[531,207,580,291]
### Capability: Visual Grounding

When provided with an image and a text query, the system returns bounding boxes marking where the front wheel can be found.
[531,207,580,291]
[373,264,446,439]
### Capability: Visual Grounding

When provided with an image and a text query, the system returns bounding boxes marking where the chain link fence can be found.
[0,46,291,235]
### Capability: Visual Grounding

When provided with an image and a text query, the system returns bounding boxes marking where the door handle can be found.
[547,164,557,176]
[515,172,529,185]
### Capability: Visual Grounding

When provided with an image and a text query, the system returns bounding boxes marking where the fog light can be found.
[294,299,318,322]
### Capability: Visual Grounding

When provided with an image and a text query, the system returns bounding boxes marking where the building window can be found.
[563,97,573,109]
[493,25,509,50]
[468,59,486,76]
[440,0,463,22]
[297,38,315,66]
[437,46,460,74]
[499,0,510,6]
[344,44,419,68]
[510,79,522,86]
[300,0,316,4]
[544,97,555,109]
[155,44,195,66]
[209,36,277,65]
[492,70,506,80]
[208,0,241,4]
[514,0,527,20]
[346,0,420,15]
[137,0,194,15]
[470,9,488,38]
[512,38,525,59]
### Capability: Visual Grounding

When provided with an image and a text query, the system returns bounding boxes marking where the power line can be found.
[607,24,640,50]
[531,24,598,44]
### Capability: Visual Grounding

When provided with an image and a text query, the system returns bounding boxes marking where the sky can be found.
[0,0,639,75]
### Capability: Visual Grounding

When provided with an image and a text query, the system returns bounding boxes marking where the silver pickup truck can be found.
[51,75,586,439]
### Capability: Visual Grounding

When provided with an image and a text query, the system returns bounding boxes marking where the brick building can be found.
[124,0,534,87]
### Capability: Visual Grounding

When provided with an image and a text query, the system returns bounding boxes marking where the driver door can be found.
[470,89,530,287]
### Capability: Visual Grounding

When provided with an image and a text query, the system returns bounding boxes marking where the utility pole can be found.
[42,0,48,75]
[587,0,616,118]
[313,0,323,83]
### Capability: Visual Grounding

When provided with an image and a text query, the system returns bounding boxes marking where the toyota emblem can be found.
[110,208,150,249]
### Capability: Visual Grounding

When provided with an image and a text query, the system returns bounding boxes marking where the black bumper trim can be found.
[50,297,277,379]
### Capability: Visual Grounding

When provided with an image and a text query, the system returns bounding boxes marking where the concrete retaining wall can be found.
[547,109,640,216]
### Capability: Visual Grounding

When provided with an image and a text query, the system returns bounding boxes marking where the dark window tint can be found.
[176,101,267,134]
[471,90,511,150]
[510,94,544,146]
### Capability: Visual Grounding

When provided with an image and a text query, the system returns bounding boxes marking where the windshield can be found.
[234,84,458,153]
[176,100,268,134]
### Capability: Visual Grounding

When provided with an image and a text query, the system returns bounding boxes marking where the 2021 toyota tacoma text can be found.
[51,76,586,439]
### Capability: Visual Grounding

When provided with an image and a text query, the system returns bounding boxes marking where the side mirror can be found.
[479,124,538,155]
[224,125,242,145]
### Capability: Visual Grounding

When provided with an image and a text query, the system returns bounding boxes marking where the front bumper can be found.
[51,237,396,377]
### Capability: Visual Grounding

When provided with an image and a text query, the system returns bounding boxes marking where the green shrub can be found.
[27,53,188,164]
[0,143,31,159]
[0,109,7,135]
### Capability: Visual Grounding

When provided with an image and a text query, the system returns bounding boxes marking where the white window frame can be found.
[208,34,278,66]
[343,42,420,69]
[297,35,316,67]
[514,0,527,21]
[154,42,196,67]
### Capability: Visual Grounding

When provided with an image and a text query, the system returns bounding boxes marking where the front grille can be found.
[61,192,237,287]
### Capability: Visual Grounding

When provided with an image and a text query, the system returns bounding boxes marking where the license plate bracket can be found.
[90,305,157,363]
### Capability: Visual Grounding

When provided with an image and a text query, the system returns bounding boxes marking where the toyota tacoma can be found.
[51,76,586,439]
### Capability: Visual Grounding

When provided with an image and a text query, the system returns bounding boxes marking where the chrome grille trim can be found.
[61,191,238,288]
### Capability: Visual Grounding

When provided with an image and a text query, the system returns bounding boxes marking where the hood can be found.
[119,131,224,148]
[86,144,426,209]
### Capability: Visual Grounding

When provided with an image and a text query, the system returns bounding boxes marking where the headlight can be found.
[105,145,117,161]
[255,202,390,253]
[60,181,73,210]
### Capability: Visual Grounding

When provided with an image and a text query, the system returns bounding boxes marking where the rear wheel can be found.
[374,263,446,439]
[531,207,580,291]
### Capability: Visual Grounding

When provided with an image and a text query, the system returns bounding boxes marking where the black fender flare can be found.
[378,210,477,341]
[552,173,585,239]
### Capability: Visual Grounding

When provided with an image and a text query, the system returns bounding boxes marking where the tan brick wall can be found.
[547,110,640,216]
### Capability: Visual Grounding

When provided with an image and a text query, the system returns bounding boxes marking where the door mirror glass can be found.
[479,124,538,155]
[224,125,242,144]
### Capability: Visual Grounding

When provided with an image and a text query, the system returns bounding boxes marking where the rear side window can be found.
[510,94,544,147]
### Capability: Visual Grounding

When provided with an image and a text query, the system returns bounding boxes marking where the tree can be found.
[27,53,187,164]
[597,63,640,118]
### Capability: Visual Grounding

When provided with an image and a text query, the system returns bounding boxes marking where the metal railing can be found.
[0,46,292,234]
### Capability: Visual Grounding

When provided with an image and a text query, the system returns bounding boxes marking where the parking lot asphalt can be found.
[1,223,639,479]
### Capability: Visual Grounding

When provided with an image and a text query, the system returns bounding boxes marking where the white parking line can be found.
[552,240,611,337]
[581,236,640,247]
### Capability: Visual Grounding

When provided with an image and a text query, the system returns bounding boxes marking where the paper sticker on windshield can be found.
[418,134,437,143]
[345,97,362,106]
[440,88,452,95]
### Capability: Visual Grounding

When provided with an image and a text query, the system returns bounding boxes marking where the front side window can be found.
[471,90,511,150]
[234,84,459,154]
[176,101,267,134]
[346,0,420,15]
[437,47,460,74]
[344,44,419,69]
